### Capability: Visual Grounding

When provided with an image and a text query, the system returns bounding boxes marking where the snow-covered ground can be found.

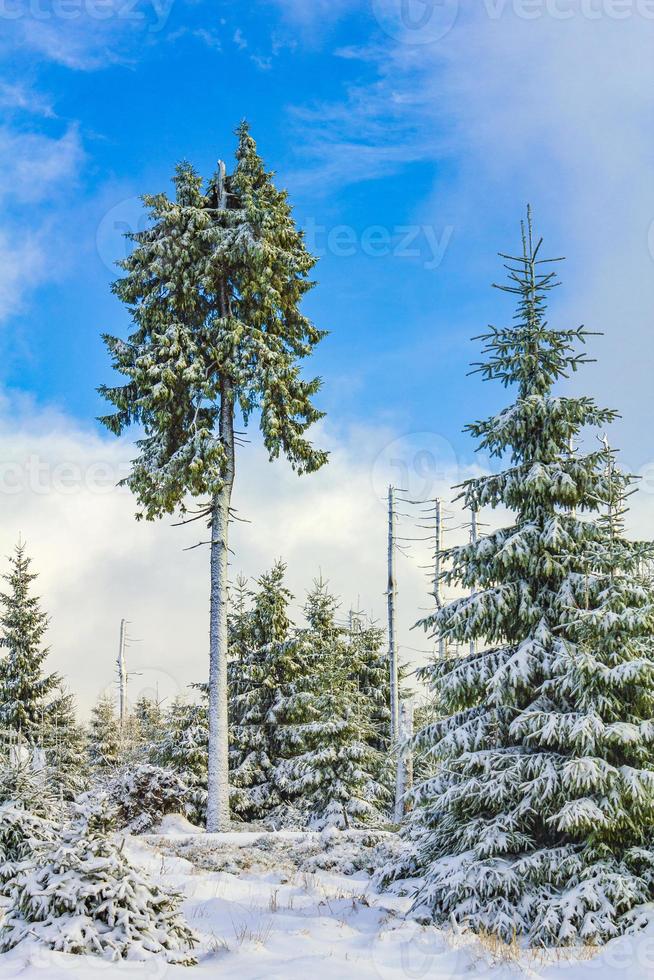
[0,820,652,979]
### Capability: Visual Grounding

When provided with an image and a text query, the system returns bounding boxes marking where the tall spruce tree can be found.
[99,124,327,830]
[404,212,654,946]
[0,542,59,740]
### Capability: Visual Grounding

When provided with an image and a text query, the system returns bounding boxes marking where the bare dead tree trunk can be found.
[470,508,478,657]
[387,486,399,743]
[388,485,407,824]
[434,498,445,658]
[394,699,414,823]
[117,618,127,726]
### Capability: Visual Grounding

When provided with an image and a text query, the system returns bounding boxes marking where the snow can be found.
[152,814,204,837]
[1,829,652,978]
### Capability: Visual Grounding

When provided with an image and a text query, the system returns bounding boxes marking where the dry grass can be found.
[469,929,524,968]
[208,934,230,955]
[463,928,600,975]
[231,916,273,947]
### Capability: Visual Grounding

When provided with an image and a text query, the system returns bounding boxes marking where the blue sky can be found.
[2,1,485,453]
[4,1,654,467]
[4,1,654,706]
[2,0,633,464]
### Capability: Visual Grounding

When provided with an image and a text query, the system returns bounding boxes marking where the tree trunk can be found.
[207,159,235,833]
[207,383,235,832]
[117,618,127,727]
[387,486,399,743]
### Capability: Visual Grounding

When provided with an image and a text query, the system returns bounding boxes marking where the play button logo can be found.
[372,0,460,45]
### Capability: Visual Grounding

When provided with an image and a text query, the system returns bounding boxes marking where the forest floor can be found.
[0,818,650,978]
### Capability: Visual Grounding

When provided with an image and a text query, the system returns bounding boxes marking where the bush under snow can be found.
[0,798,199,963]
[106,764,198,834]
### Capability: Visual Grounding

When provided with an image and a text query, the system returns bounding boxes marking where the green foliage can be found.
[404,210,654,946]
[152,693,208,824]
[0,542,60,739]
[0,756,62,821]
[272,581,389,829]
[0,802,57,889]
[0,800,198,963]
[42,689,90,799]
[89,694,122,773]
[347,612,394,754]
[130,696,166,765]
[228,562,295,820]
[228,570,391,828]
[106,764,196,834]
[99,123,327,521]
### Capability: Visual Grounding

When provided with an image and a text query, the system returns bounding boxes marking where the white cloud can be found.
[0,0,177,70]
[2,395,652,719]
[14,19,118,71]
[0,82,55,117]
[0,124,84,322]
[0,125,83,204]
[167,26,223,51]
[286,5,654,464]
[0,397,486,716]
[0,230,48,322]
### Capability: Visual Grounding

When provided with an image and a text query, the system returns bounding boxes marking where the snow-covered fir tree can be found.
[225,573,256,798]
[411,696,441,785]
[0,541,59,740]
[0,755,62,821]
[155,694,208,784]
[0,801,57,891]
[403,211,654,946]
[99,123,327,831]
[153,693,208,824]
[347,612,393,754]
[227,574,255,670]
[273,581,389,829]
[42,688,89,798]
[89,694,122,773]
[229,562,296,821]
[0,796,198,962]
[131,695,166,764]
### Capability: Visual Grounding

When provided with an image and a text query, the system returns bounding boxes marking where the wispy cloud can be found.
[0,82,55,117]
[0,125,83,204]
[283,6,654,466]
[168,25,224,51]
[0,395,482,713]
[233,26,248,49]
[287,8,654,192]
[0,230,48,322]
[0,0,178,328]
[269,0,360,28]
[0,0,177,71]
[0,124,84,321]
